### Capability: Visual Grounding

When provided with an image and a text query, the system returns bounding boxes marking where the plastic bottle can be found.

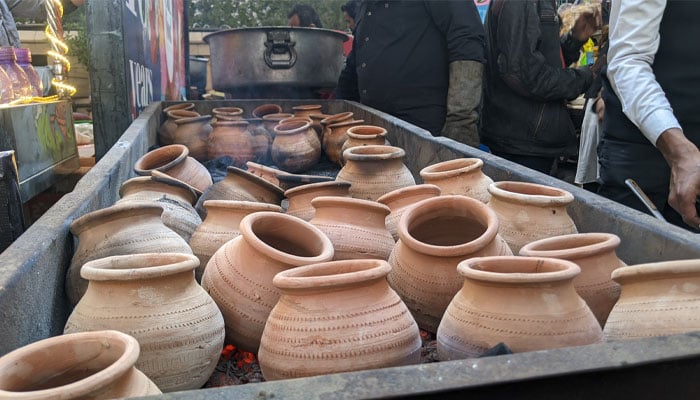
[0,65,14,104]
[15,48,44,97]
[0,47,33,99]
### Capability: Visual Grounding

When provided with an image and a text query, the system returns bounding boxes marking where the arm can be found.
[656,129,700,228]
[423,0,485,63]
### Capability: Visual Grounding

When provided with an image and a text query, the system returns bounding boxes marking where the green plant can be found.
[63,8,90,70]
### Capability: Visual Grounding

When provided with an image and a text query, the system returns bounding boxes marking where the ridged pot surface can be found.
[284,180,352,221]
[336,145,416,201]
[420,158,493,203]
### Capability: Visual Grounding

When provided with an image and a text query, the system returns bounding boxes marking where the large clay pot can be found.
[336,145,416,201]
[309,196,394,261]
[65,203,193,306]
[195,166,285,218]
[258,259,422,380]
[172,114,213,162]
[212,106,244,121]
[377,184,442,242]
[388,195,512,333]
[520,233,625,327]
[133,144,213,193]
[158,105,198,146]
[437,256,604,361]
[262,112,294,137]
[207,119,256,167]
[284,180,352,221]
[291,104,323,120]
[189,200,282,281]
[487,181,578,254]
[322,119,365,166]
[0,330,161,399]
[604,259,700,341]
[201,211,335,353]
[420,158,494,203]
[252,103,283,118]
[309,113,331,139]
[64,253,225,393]
[246,118,272,164]
[117,176,202,242]
[271,120,322,173]
[340,125,390,165]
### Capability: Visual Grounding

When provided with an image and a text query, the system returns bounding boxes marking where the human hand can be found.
[657,128,700,228]
[572,8,602,42]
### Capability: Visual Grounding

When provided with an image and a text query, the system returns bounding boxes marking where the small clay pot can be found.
[207,119,256,167]
[322,119,365,166]
[420,158,494,203]
[291,104,323,120]
[172,114,213,162]
[262,112,294,137]
[133,144,213,193]
[271,120,322,173]
[377,184,442,241]
[340,125,390,165]
[252,103,283,118]
[158,106,198,146]
[336,145,416,201]
[285,180,352,221]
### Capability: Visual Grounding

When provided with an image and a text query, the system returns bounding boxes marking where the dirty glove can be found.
[440,60,484,148]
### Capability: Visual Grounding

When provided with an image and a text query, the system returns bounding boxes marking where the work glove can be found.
[440,60,484,148]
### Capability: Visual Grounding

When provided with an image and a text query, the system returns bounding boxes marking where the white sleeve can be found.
[607,0,681,145]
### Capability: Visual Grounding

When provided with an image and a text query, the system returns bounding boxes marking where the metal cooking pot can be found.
[204,27,349,93]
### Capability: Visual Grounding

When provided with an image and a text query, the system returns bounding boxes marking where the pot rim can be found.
[420,158,484,180]
[134,144,189,175]
[119,175,198,205]
[397,195,501,257]
[284,180,351,197]
[166,109,200,119]
[173,114,212,125]
[346,125,387,138]
[310,195,391,217]
[376,184,442,208]
[487,181,574,206]
[70,203,164,236]
[203,26,350,44]
[212,106,243,115]
[342,145,405,161]
[519,232,621,259]
[273,120,312,135]
[0,330,140,398]
[272,259,391,290]
[327,119,365,129]
[212,119,249,127]
[320,111,354,125]
[261,113,294,122]
[292,104,323,112]
[163,102,195,113]
[458,256,581,283]
[81,253,199,281]
[225,166,285,198]
[252,103,283,118]
[239,211,335,265]
[611,259,700,284]
[202,199,282,214]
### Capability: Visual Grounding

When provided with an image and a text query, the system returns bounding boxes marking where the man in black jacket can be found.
[334,0,485,146]
[480,0,599,174]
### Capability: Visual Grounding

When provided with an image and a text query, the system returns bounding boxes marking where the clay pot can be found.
[65,203,193,306]
[64,253,225,392]
[437,256,604,360]
[487,181,578,254]
[117,176,202,242]
[340,125,390,165]
[212,106,244,121]
[420,158,494,203]
[291,104,323,120]
[201,211,335,353]
[271,120,322,173]
[133,144,213,193]
[336,145,416,201]
[245,161,333,190]
[604,259,700,341]
[377,184,442,242]
[309,196,394,261]
[387,195,512,333]
[189,200,283,281]
[258,259,422,380]
[207,119,256,167]
[285,180,352,221]
[195,166,284,218]
[309,113,331,139]
[252,103,283,118]
[171,114,213,161]
[246,118,272,164]
[322,119,365,166]
[0,330,161,399]
[520,233,625,327]
[159,107,198,146]
[262,112,294,136]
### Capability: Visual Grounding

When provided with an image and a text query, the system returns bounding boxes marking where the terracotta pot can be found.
[604,259,700,341]
[158,107,198,146]
[252,103,283,118]
[117,176,202,242]
[171,114,213,162]
[189,200,283,281]
[487,181,578,254]
[195,166,284,218]
[388,195,512,333]
[377,184,442,242]
[285,180,351,221]
[0,330,161,399]
[258,259,422,380]
[336,145,416,201]
[246,118,272,164]
[201,211,335,352]
[271,120,322,173]
[340,125,390,165]
[207,119,256,167]
[262,112,294,137]
[64,253,225,392]
[212,106,244,121]
[437,256,604,360]
[420,158,494,203]
[322,119,365,166]
[291,104,323,120]
[520,233,625,327]
[133,144,213,193]
[309,196,394,261]
[65,203,193,306]
[309,113,331,139]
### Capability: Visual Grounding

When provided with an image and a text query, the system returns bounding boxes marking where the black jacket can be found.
[335,0,485,135]
[480,0,593,157]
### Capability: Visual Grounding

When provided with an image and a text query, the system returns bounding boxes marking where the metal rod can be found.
[625,178,666,221]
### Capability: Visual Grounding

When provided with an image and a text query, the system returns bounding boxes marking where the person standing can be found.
[335,0,486,146]
[480,0,599,174]
[598,0,700,231]
[287,4,323,28]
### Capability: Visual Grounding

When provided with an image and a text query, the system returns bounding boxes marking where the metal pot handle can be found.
[264,31,297,69]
